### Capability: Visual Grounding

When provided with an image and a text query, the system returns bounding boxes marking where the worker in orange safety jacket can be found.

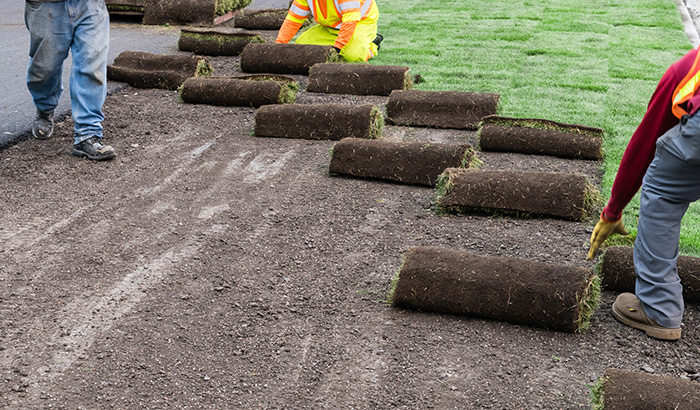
[275,0,383,62]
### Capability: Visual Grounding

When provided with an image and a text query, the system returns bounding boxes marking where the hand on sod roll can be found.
[587,212,629,260]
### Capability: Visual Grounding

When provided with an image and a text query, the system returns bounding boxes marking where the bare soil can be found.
[2,28,700,410]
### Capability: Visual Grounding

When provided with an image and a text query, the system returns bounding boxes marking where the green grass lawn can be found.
[371,0,700,256]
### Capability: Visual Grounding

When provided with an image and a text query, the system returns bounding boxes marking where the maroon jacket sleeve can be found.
[602,49,698,221]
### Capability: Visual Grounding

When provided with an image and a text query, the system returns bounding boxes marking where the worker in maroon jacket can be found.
[587,47,700,341]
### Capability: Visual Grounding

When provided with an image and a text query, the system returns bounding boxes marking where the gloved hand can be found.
[587,214,629,260]
[332,46,342,54]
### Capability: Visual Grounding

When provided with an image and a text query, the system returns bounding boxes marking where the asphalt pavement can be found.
[0,0,288,151]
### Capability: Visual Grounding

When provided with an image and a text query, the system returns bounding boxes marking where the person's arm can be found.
[276,0,311,44]
[334,0,364,50]
[602,70,682,221]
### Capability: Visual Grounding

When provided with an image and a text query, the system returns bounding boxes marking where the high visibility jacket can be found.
[672,47,700,119]
[276,0,378,50]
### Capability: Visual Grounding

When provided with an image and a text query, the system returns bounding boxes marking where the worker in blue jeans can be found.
[25,0,116,160]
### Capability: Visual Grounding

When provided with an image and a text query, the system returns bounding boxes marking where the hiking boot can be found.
[32,109,54,140]
[612,293,681,341]
[372,33,383,50]
[72,136,116,161]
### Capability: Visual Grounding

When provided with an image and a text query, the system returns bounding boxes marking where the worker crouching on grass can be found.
[587,47,700,341]
[275,0,383,62]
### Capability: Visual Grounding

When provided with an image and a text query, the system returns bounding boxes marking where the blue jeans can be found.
[635,112,700,328]
[25,0,109,143]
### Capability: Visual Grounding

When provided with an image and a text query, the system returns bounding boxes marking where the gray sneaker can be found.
[32,110,54,140]
[72,136,116,161]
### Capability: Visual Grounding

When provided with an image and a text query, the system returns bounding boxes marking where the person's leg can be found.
[295,24,338,46]
[25,1,72,113]
[339,17,378,62]
[634,137,700,328]
[68,0,110,143]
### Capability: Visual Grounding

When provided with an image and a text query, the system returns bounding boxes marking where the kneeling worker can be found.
[275,0,382,62]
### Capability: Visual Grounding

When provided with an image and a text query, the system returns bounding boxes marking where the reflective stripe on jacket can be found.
[673,48,700,119]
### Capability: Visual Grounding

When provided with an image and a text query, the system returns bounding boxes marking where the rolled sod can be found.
[329,138,476,186]
[143,0,252,26]
[600,246,700,303]
[385,90,500,130]
[436,168,596,220]
[593,368,700,410]
[255,104,383,140]
[181,76,296,107]
[478,115,604,160]
[390,246,599,333]
[107,51,212,90]
[178,28,264,56]
[307,63,412,96]
[240,44,339,75]
[233,8,287,29]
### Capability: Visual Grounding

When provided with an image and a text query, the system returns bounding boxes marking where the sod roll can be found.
[436,168,594,220]
[329,138,476,186]
[178,28,264,56]
[233,8,287,29]
[600,246,700,303]
[386,90,500,130]
[307,63,412,96]
[181,77,296,107]
[240,43,338,75]
[391,246,598,332]
[255,104,382,140]
[478,115,604,160]
[107,51,212,90]
[143,0,252,26]
[597,368,700,410]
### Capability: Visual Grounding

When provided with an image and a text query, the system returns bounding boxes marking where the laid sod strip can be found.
[329,138,476,186]
[307,63,412,96]
[478,115,604,160]
[389,246,598,333]
[107,51,212,90]
[385,90,500,130]
[233,8,287,30]
[592,368,700,410]
[600,246,700,304]
[255,104,382,140]
[143,0,252,25]
[240,44,339,75]
[178,28,264,56]
[436,168,596,221]
[181,77,296,107]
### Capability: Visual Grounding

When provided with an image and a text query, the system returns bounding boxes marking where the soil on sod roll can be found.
[107,51,212,90]
[390,246,598,333]
[307,63,412,96]
[233,8,287,30]
[240,43,339,75]
[178,28,264,56]
[329,138,476,186]
[595,368,700,410]
[436,168,595,220]
[143,0,252,26]
[600,246,700,303]
[181,76,296,107]
[254,103,382,140]
[478,115,604,160]
[385,90,500,130]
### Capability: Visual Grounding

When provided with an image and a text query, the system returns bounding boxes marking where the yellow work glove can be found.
[587,213,629,260]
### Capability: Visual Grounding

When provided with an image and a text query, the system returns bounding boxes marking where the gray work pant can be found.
[635,112,700,328]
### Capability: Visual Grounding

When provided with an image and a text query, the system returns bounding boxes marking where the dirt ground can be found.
[2,25,700,410]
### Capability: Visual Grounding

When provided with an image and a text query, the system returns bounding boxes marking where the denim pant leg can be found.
[635,138,700,328]
[25,1,72,113]
[68,0,109,142]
